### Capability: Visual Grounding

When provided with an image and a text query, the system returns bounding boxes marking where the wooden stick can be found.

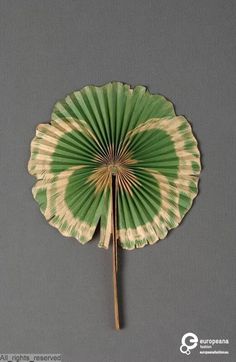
[112,174,120,330]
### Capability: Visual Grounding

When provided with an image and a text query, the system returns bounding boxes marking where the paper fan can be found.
[28,82,201,329]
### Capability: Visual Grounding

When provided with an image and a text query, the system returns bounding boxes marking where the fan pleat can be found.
[115,83,131,155]
[117,87,136,151]
[75,88,110,155]
[92,87,111,149]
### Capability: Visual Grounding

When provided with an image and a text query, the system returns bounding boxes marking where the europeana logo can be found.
[180,332,198,355]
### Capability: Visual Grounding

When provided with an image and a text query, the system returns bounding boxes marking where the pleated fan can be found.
[28,82,201,329]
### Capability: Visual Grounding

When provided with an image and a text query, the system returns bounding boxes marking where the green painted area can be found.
[117,169,161,229]
[31,150,38,160]
[192,161,200,173]
[64,167,107,229]
[61,221,68,232]
[35,188,47,212]
[100,188,111,229]
[131,128,179,179]
[184,139,196,151]
[169,189,177,201]
[80,236,87,244]
[178,122,188,132]
[167,209,177,228]
[190,180,197,194]
[51,130,98,174]
[71,227,77,238]
[178,192,192,217]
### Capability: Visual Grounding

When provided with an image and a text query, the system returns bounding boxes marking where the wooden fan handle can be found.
[112,175,120,330]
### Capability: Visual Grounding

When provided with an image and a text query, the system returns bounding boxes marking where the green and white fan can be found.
[28,82,201,329]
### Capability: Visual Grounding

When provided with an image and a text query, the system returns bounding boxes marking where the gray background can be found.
[0,0,235,361]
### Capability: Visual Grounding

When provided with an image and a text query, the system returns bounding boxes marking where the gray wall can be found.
[0,1,235,361]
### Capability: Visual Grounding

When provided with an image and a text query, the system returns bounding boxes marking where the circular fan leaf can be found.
[28,82,201,250]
